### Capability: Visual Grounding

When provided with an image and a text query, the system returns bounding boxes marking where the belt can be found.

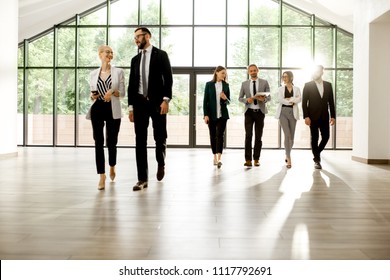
[248,108,261,112]
[282,105,293,108]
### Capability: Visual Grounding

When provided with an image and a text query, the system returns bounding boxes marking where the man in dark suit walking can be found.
[128,27,173,191]
[302,65,336,169]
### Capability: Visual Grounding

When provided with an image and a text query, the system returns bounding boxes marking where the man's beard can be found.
[138,38,147,49]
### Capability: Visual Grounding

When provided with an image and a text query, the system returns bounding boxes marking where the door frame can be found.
[172,67,214,148]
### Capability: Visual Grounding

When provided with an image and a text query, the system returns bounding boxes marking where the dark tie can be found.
[141,49,147,97]
[252,81,257,105]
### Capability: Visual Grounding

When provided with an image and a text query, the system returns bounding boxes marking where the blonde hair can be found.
[98,45,111,53]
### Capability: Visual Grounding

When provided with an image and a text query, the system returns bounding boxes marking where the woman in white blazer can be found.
[275,71,301,168]
[86,45,125,190]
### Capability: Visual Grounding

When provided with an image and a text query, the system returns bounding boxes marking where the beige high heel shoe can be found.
[109,166,116,181]
[286,158,292,168]
[98,174,106,190]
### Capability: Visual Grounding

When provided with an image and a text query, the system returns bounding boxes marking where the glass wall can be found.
[17,0,353,148]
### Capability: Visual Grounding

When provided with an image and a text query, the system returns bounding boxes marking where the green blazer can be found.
[203,80,230,121]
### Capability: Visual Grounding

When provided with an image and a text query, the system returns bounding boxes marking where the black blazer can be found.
[128,46,173,107]
[302,80,336,121]
[203,81,230,121]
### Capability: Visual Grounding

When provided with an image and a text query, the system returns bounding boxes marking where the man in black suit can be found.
[302,65,336,169]
[128,27,173,191]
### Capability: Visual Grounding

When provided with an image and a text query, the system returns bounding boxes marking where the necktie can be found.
[252,81,257,105]
[141,49,147,97]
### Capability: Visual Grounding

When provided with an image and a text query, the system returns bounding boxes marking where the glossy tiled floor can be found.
[1,147,390,260]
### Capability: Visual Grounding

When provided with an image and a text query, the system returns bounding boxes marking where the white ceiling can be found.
[18,0,355,42]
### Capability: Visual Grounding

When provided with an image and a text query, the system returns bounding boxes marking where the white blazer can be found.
[275,85,302,120]
[86,66,125,120]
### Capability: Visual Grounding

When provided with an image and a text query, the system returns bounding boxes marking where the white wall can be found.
[0,0,18,157]
[353,0,390,162]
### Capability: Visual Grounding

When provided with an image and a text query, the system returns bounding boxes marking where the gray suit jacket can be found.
[238,78,271,114]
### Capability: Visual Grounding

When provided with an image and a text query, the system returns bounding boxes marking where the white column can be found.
[352,0,390,163]
[0,0,18,157]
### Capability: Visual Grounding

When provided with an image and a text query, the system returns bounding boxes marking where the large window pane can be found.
[337,30,353,68]
[110,0,139,25]
[250,0,280,25]
[260,69,279,148]
[250,28,279,67]
[228,0,248,25]
[168,74,190,145]
[161,27,193,67]
[27,69,53,145]
[28,33,53,67]
[336,70,353,148]
[58,28,75,67]
[282,3,311,25]
[323,69,335,149]
[18,70,24,146]
[57,70,75,146]
[80,8,107,25]
[196,74,212,146]
[282,27,311,68]
[226,69,248,148]
[227,27,248,67]
[195,0,226,25]
[194,27,225,67]
[162,0,192,25]
[78,28,107,67]
[141,0,160,25]
[109,27,138,67]
[315,28,334,68]
[78,69,93,146]
[18,46,24,67]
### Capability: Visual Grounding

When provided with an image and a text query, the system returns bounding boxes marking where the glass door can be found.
[194,73,212,147]
[170,68,215,147]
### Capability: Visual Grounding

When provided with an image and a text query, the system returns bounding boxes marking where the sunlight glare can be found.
[291,223,310,259]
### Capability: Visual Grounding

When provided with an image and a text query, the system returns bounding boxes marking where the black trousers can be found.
[91,100,121,174]
[309,118,330,162]
[133,99,167,182]
[244,109,265,161]
[208,118,227,154]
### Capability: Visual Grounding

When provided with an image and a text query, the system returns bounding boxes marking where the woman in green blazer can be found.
[203,66,230,168]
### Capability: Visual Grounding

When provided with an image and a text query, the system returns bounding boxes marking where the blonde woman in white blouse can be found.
[86,45,125,190]
[275,71,301,168]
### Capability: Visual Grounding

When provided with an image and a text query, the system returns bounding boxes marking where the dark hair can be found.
[212,66,227,83]
[248,64,258,70]
[135,27,151,36]
[282,71,294,84]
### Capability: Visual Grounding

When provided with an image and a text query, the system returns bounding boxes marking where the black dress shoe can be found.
[133,181,148,191]
[157,166,165,181]
[314,162,322,169]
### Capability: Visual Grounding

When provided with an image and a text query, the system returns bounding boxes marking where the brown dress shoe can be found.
[157,166,165,181]
[133,181,148,191]
[244,160,252,167]
[254,160,260,166]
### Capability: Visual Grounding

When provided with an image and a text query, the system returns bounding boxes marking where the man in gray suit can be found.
[239,64,271,167]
